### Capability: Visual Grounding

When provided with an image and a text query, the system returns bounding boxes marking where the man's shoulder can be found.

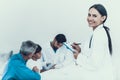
[10,53,20,60]
[9,53,24,65]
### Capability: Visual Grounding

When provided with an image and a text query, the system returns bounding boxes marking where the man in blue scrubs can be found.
[2,40,41,80]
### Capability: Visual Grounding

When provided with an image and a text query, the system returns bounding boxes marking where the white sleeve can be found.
[27,59,42,70]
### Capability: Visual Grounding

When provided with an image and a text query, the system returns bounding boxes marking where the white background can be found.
[0,0,120,79]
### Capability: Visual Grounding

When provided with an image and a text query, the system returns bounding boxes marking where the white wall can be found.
[0,0,112,52]
[0,0,120,79]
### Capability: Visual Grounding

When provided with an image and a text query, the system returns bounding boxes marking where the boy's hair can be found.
[34,44,42,54]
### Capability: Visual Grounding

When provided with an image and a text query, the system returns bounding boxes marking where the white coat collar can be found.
[94,24,103,31]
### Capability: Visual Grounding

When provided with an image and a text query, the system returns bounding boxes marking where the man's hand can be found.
[32,66,39,73]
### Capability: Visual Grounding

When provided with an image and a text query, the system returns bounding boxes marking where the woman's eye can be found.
[93,14,97,17]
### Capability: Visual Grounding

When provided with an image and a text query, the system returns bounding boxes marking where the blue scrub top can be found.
[2,53,41,80]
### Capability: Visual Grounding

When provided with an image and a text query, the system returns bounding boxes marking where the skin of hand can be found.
[71,42,81,53]
[32,66,39,73]
[71,42,81,59]
[73,52,80,59]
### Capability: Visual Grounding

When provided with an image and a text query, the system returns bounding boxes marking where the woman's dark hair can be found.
[89,4,107,23]
[34,44,42,54]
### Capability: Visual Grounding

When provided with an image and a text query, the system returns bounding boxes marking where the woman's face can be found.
[87,8,106,30]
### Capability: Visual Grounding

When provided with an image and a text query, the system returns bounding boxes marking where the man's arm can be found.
[15,61,41,80]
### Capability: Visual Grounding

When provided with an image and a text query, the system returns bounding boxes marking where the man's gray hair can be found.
[20,40,37,56]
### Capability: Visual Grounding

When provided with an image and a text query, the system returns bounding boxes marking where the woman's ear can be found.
[101,16,106,22]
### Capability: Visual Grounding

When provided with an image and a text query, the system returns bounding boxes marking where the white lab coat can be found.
[41,42,75,69]
[76,24,115,80]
